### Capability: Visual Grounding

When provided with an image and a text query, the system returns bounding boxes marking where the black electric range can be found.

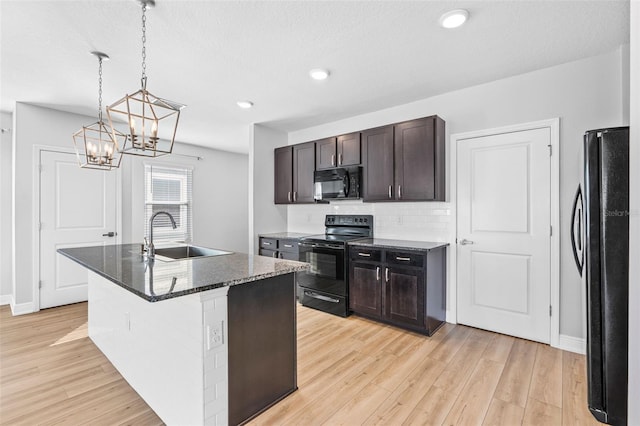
[297,215,373,317]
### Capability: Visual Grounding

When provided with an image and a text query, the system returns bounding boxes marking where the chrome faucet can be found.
[146,211,177,259]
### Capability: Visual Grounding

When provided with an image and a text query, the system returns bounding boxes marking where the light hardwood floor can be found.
[0,302,598,425]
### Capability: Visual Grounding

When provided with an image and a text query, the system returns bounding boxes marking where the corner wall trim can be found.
[10,299,35,316]
[557,334,586,355]
[0,295,11,306]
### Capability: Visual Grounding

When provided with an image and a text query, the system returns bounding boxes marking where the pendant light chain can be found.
[141,2,147,89]
[98,57,104,123]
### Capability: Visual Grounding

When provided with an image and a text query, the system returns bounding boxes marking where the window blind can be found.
[144,164,193,243]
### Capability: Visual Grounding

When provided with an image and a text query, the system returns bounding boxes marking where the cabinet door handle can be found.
[358,252,371,257]
[385,267,389,282]
[273,252,278,258]
[398,185,402,199]
[396,256,411,261]
[287,191,292,202]
[283,244,293,248]
[331,154,335,166]
[338,153,342,165]
[388,185,392,199]
[293,191,297,202]
[376,266,380,281]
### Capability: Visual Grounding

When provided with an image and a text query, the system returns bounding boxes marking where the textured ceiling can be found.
[0,0,630,154]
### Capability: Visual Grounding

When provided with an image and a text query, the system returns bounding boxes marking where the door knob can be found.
[459,239,474,245]
[102,231,116,237]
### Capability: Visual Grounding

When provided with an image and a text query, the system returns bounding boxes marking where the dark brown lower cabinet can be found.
[385,265,424,329]
[349,244,446,336]
[350,262,382,317]
[228,273,297,425]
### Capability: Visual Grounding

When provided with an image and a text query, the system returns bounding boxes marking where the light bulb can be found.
[309,69,330,80]
[439,9,469,29]
[151,120,158,138]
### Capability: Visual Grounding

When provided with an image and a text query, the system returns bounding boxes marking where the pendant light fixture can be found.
[106,0,185,158]
[72,51,125,170]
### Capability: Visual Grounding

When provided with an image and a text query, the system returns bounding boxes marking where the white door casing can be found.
[456,127,552,344]
[38,149,120,309]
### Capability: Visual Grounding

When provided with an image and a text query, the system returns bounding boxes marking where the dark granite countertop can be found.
[58,244,309,302]
[348,238,449,252]
[259,232,313,239]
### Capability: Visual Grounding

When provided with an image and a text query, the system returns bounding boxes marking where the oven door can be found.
[297,241,345,296]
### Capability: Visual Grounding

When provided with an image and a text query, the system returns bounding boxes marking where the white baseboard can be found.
[10,300,36,316]
[557,334,586,355]
[0,294,11,306]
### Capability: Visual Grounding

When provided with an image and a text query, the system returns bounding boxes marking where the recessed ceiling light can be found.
[237,100,254,109]
[438,9,469,29]
[309,69,330,81]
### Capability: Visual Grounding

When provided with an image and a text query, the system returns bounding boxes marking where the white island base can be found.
[88,271,230,425]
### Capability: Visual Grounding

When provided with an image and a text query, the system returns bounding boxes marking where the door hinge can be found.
[39,281,42,289]
[549,305,552,316]
[38,222,42,231]
[550,225,552,236]
[548,144,552,156]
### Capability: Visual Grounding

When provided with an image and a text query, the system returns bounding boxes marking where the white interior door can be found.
[39,150,119,309]
[457,128,551,343]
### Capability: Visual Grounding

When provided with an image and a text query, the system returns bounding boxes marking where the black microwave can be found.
[313,166,362,201]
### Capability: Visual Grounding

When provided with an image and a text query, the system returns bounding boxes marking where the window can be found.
[144,164,193,243]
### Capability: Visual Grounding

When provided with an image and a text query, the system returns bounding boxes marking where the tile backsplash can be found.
[287,200,453,242]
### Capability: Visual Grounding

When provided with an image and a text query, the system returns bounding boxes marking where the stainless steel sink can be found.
[153,245,232,261]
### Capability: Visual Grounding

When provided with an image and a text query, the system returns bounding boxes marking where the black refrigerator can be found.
[571,126,629,425]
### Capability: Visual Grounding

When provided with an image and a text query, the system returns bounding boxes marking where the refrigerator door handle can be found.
[571,184,584,276]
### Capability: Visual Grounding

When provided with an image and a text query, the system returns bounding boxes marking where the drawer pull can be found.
[283,244,293,248]
[358,252,371,257]
[396,256,411,261]
[263,242,272,246]
[305,291,339,304]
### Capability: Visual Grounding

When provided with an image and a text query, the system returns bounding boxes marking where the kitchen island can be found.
[58,243,309,426]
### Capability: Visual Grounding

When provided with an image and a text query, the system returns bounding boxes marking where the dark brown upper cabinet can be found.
[315,133,361,170]
[292,142,316,203]
[363,116,445,202]
[274,143,316,204]
[362,125,395,201]
[274,146,293,204]
[315,137,338,170]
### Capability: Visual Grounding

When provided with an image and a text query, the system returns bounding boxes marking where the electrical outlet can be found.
[207,321,224,350]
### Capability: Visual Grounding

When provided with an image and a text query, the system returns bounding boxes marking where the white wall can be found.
[627,2,639,424]
[0,112,12,304]
[11,103,90,309]
[249,124,288,255]
[120,142,249,254]
[10,103,249,313]
[286,48,628,340]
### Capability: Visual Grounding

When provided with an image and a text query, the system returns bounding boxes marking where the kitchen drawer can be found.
[259,248,277,258]
[278,239,299,253]
[349,247,382,262]
[260,238,278,250]
[386,251,424,268]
